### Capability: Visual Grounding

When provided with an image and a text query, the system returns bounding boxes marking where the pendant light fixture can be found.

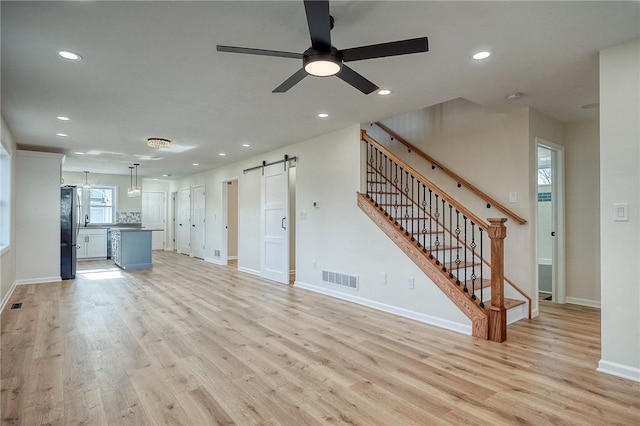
[82,171,91,189]
[127,166,135,197]
[132,163,141,197]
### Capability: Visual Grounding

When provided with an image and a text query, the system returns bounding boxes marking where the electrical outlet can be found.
[407,277,415,289]
[380,273,387,284]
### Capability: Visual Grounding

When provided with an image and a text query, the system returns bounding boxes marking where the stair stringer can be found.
[357,192,489,339]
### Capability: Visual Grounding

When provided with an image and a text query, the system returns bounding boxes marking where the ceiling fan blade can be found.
[217,45,302,59]
[273,68,308,93]
[341,37,429,62]
[337,65,379,94]
[304,0,332,51]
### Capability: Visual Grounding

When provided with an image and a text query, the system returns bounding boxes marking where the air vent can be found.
[214,249,221,257]
[322,270,359,289]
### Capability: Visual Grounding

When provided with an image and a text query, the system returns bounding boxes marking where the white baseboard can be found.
[0,281,17,313]
[15,276,61,285]
[294,280,471,336]
[597,360,640,382]
[204,257,223,265]
[238,266,261,277]
[565,297,601,308]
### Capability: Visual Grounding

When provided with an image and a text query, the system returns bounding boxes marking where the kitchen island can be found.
[111,228,156,270]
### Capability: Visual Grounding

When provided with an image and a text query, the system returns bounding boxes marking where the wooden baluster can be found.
[488,218,508,343]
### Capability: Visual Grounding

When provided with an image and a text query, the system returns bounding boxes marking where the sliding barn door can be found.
[261,164,289,284]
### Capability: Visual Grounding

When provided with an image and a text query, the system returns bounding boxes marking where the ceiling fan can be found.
[216,0,429,94]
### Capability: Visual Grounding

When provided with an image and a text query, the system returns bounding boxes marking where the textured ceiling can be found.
[2,1,638,178]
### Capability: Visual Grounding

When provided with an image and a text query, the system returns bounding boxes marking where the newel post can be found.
[488,218,508,343]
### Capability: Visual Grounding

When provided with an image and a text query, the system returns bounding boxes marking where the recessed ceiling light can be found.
[219,153,226,156]
[472,51,491,60]
[74,152,85,155]
[318,113,329,118]
[58,50,82,61]
[242,144,251,148]
[162,174,172,177]
[506,93,523,100]
[192,163,199,166]
[377,89,391,96]
[56,133,68,137]
[57,116,70,121]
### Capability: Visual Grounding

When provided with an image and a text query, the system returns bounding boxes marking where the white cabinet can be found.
[77,228,107,260]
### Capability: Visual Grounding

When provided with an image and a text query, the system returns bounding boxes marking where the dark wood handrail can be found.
[373,122,527,225]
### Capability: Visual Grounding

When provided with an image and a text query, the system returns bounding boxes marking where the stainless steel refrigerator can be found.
[61,185,78,280]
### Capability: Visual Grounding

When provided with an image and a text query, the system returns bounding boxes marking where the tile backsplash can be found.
[117,211,141,224]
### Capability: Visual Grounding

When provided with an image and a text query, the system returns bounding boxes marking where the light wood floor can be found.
[1,252,638,425]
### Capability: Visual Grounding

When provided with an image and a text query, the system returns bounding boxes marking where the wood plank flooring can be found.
[1,251,638,425]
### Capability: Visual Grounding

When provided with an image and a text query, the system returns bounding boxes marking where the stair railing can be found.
[372,122,527,225]
[362,129,509,341]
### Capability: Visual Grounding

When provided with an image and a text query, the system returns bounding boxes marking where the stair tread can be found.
[424,244,462,251]
[411,229,444,235]
[504,298,526,309]
[434,260,479,268]
[466,278,492,290]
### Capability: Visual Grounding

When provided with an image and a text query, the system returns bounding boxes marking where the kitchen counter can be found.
[111,228,158,270]
[82,223,143,229]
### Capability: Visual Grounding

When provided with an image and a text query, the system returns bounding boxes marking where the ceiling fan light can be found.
[304,54,341,77]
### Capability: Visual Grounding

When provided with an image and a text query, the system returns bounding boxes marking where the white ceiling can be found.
[2,1,638,179]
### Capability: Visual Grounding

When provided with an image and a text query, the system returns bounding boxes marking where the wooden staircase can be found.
[359,129,528,342]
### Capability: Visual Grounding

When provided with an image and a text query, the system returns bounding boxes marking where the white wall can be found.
[598,38,640,381]
[294,126,469,330]
[371,99,534,310]
[16,151,64,284]
[169,125,470,332]
[564,118,600,304]
[1,116,17,309]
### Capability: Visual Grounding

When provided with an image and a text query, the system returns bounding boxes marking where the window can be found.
[0,142,11,250]
[78,186,116,224]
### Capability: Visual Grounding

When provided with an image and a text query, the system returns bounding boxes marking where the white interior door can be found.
[536,138,566,304]
[261,164,289,284]
[142,191,166,250]
[178,188,191,254]
[191,185,206,259]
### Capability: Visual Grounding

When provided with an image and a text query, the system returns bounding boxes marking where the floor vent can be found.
[214,249,221,257]
[11,303,22,310]
[322,270,359,289]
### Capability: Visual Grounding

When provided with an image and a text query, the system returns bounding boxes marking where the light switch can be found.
[300,211,307,220]
[407,277,415,289]
[613,203,629,221]
[509,192,518,203]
